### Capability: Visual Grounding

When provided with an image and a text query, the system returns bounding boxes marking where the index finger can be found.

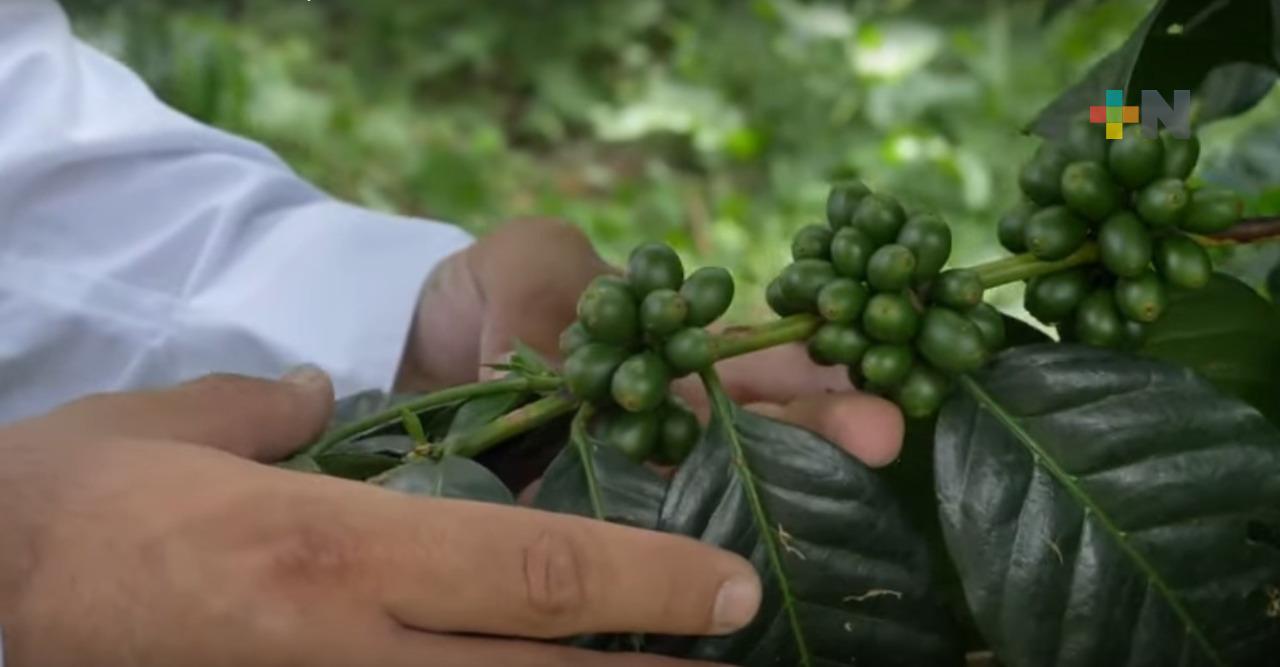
[341,487,762,640]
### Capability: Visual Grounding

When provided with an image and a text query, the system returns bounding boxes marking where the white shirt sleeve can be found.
[0,0,474,424]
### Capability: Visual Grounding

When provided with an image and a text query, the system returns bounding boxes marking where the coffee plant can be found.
[279,3,1280,663]
[282,118,1280,664]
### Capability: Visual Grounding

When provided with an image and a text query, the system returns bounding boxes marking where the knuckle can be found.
[262,520,362,589]
[521,528,589,631]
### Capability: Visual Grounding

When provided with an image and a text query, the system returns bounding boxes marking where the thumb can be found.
[47,366,334,461]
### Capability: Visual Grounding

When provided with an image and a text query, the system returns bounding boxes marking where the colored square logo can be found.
[1090,89,1140,140]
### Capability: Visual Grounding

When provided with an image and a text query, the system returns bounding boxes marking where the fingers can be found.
[746,391,904,467]
[714,342,854,404]
[42,368,333,461]
[375,628,735,667]
[472,219,614,376]
[352,495,760,639]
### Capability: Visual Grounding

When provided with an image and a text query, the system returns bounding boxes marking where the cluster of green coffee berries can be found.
[558,243,735,464]
[1004,120,1242,346]
[767,181,1005,419]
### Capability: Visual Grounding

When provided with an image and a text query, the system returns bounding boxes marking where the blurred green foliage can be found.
[62,0,1279,316]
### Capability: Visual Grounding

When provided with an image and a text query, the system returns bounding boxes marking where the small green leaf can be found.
[314,435,415,480]
[375,457,514,504]
[937,344,1280,666]
[314,453,400,480]
[275,455,323,473]
[1140,274,1280,425]
[648,372,962,666]
[445,392,527,442]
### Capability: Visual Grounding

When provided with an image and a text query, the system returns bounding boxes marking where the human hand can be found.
[400,219,903,466]
[0,370,760,667]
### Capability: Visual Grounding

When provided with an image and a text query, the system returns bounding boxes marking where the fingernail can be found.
[711,574,761,633]
[282,364,328,388]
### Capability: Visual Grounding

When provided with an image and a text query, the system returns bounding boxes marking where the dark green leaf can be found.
[650,379,962,666]
[315,453,401,480]
[326,435,417,457]
[1140,274,1280,425]
[1033,0,1279,136]
[1196,63,1278,124]
[375,456,515,504]
[533,433,667,529]
[937,344,1280,666]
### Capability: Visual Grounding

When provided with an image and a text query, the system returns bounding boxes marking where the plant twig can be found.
[711,314,822,360]
[302,375,562,458]
[444,391,579,458]
[972,243,1100,288]
[1204,216,1280,244]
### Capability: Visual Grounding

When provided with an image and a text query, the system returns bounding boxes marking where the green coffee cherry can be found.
[932,269,984,309]
[766,278,805,316]
[627,242,684,295]
[559,321,592,357]
[1161,131,1200,179]
[1098,211,1152,278]
[897,213,952,283]
[862,292,921,344]
[1074,289,1125,348]
[1107,131,1164,189]
[780,259,837,309]
[861,344,914,388]
[1061,161,1121,221]
[1019,144,1070,205]
[663,327,715,376]
[564,342,630,402]
[1136,178,1189,228]
[830,226,877,279]
[640,289,688,336]
[1114,271,1167,323]
[966,303,1007,351]
[896,365,952,420]
[653,402,700,465]
[1122,319,1148,350]
[918,307,988,373]
[1025,269,1089,324]
[611,352,671,413]
[852,193,907,245]
[1062,116,1109,162]
[807,323,872,366]
[577,276,640,344]
[602,410,659,463]
[792,224,835,261]
[680,267,735,326]
[1154,234,1211,290]
[1025,206,1088,260]
[998,204,1033,254]
[816,278,869,324]
[1181,187,1243,234]
[867,244,917,292]
[827,180,872,229]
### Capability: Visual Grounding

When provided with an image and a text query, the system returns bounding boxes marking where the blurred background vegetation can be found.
[62,0,1280,318]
